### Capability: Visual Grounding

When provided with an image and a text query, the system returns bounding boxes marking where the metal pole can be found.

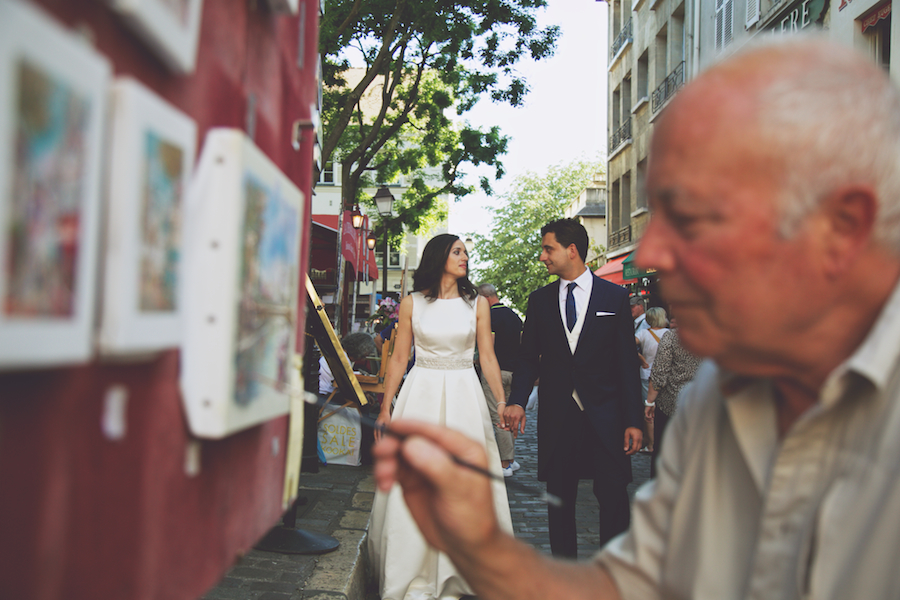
[382,223,389,297]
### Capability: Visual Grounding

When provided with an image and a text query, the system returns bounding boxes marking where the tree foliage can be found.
[319,0,560,245]
[471,158,604,314]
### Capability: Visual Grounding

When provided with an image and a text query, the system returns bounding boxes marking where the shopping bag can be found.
[317,400,362,466]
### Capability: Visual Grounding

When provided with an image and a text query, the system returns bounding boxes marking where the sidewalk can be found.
[200,413,652,600]
[200,460,376,600]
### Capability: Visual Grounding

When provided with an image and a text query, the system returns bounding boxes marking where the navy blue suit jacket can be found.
[509,274,643,482]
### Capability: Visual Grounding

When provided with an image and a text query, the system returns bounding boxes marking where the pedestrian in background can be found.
[635,306,669,452]
[645,318,701,476]
[477,283,523,477]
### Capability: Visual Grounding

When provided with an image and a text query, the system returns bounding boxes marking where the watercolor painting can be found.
[6,59,91,318]
[0,0,110,368]
[158,0,191,25]
[98,77,194,356]
[138,131,184,313]
[234,175,300,406]
[180,129,303,438]
[107,0,204,74]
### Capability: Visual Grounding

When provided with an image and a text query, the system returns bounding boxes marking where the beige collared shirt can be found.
[596,281,900,599]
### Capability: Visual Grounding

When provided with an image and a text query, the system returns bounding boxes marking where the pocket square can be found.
[596,311,615,316]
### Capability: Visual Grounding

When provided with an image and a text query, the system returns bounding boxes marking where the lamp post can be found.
[348,209,365,330]
[372,186,395,297]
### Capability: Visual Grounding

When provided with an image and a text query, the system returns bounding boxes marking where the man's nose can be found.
[635,218,674,273]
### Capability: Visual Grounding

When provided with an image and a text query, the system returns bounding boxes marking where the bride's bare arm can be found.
[475,296,509,427]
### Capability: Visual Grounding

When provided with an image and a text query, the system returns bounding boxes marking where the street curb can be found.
[303,528,368,600]
[303,476,374,600]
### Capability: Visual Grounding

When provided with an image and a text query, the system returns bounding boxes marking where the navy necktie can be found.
[565,282,577,332]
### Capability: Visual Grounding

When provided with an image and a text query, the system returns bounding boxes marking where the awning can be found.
[622,252,656,280]
[862,2,891,31]
[594,254,629,286]
[310,213,378,282]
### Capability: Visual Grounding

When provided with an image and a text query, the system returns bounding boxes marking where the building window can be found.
[637,50,649,101]
[862,3,892,71]
[655,26,668,86]
[636,159,648,210]
[716,0,735,52]
[610,179,621,233]
[319,160,335,184]
[376,250,401,268]
[612,84,622,131]
[622,73,632,118]
[622,171,632,225]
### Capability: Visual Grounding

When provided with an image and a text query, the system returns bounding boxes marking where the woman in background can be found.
[369,234,512,600]
[645,317,702,477]
[635,307,670,452]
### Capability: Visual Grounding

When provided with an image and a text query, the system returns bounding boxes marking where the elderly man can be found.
[372,37,900,600]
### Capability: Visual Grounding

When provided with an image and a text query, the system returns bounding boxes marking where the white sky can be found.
[448,0,610,255]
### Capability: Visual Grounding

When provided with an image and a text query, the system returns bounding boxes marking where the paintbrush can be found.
[287,379,562,507]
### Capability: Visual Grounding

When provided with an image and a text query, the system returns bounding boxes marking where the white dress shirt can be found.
[596,279,900,600]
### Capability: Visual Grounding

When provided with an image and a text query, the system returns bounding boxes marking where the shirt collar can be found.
[837,278,900,396]
[718,278,900,409]
[560,267,591,290]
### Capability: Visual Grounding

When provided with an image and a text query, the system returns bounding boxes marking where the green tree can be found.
[471,158,603,314]
[319,0,560,245]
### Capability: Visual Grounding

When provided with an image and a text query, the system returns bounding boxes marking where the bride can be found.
[369,234,513,600]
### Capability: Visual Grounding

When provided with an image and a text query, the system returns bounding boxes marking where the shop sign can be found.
[764,0,827,31]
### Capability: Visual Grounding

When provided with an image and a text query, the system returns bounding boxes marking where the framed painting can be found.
[262,0,299,13]
[180,129,305,439]
[98,78,197,356]
[0,0,111,369]
[106,0,204,74]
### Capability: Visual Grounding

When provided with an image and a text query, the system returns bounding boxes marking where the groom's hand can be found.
[503,404,526,437]
[623,427,643,455]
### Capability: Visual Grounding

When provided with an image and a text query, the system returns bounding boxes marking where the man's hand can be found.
[623,427,643,455]
[373,420,502,554]
[502,404,526,437]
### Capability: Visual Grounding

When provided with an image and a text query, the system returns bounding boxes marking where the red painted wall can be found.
[0,1,320,599]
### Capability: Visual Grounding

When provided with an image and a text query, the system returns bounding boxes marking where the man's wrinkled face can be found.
[634,78,824,373]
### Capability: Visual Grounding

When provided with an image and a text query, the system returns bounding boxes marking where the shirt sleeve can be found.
[594,363,716,600]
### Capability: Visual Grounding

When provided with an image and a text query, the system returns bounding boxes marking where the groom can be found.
[504,218,643,557]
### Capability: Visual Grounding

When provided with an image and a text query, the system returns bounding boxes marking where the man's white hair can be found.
[728,35,900,253]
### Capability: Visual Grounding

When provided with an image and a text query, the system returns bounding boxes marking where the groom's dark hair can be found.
[541,218,588,262]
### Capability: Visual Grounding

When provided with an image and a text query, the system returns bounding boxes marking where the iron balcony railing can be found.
[609,117,632,153]
[652,61,686,113]
[610,225,632,248]
[609,18,633,61]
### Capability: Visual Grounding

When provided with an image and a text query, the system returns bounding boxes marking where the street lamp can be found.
[366,232,377,250]
[464,237,474,254]
[372,187,395,297]
[350,204,364,230]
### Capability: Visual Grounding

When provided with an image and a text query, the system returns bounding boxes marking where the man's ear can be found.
[567,244,579,260]
[821,185,878,276]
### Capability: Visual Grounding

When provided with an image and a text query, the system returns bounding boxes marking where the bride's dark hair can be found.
[413,234,478,302]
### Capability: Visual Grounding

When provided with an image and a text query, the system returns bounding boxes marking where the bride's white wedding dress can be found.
[368,292,513,600]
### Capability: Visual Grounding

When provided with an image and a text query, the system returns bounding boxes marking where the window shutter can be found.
[746,0,760,27]
[725,0,734,46]
[716,0,734,51]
